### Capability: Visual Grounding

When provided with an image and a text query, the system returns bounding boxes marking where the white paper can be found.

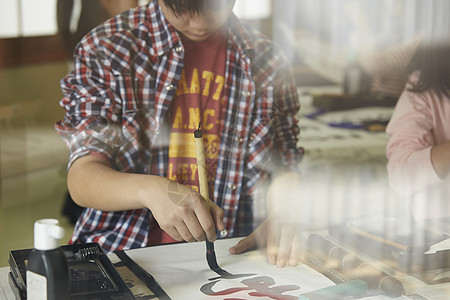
[124,238,335,300]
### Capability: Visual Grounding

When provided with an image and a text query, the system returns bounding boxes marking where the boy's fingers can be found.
[194,201,218,242]
[176,221,196,242]
[229,234,256,254]
[184,214,206,241]
[289,235,303,266]
[164,225,184,242]
[267,221,280,265]
[211,204,224,231]
[276,226,293,267]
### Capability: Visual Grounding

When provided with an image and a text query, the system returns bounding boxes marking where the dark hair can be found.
[57,0,109,57]
[161,0,235,16]
[406,38,450,99]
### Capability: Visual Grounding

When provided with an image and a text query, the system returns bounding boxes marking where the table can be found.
[2,236,449,299]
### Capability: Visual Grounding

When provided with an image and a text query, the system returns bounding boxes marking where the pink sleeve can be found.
[386,87,443,196]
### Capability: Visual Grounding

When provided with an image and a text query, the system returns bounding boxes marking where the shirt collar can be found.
[226,14,257,60]
[145,0,181,56]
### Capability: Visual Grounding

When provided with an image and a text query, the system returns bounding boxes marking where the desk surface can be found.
[2,237,449,300]
[297,86,392,163]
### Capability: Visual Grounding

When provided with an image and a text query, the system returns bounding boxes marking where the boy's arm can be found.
[68,154,224,242]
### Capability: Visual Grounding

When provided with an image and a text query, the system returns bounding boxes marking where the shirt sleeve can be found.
[272,49,304,173]
[386,83,443,196]
[54,42,125,169]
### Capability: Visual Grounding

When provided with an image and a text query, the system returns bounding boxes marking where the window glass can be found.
[0,0,20,37]
[0,0,150,38]
[21,0,57,36]
[233,0,272,20]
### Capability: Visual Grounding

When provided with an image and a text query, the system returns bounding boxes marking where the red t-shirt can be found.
[148,30,227,245]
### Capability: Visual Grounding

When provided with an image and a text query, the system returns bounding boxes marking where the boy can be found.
[56,0,303,266]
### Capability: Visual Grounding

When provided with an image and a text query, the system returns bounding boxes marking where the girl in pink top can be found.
[386,38,450,219]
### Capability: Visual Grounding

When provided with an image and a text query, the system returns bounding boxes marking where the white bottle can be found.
[26,219,70,300]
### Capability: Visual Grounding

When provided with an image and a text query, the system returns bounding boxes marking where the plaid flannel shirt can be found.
[55,0,303,252]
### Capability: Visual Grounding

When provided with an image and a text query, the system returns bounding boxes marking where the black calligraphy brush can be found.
[194,123,232,277]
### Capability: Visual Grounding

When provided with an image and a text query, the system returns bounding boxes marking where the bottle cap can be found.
[34,219,65,250]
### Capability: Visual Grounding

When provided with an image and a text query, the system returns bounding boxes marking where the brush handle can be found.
[194,125,231,277]
[194,127,209,201]
[194,124,218,244]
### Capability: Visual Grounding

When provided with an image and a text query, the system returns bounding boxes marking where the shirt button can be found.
[236,137,244,143]
[175,46,183,53]
[165,84,174,91]
[250,133,256,140]
[243,91,251,97]
[219,230,228,238]
[228,184,236,190]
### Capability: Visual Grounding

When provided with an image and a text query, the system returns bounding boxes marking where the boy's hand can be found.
[67,155,224,243]
[149,180,224,243]
[229,171,306,267]
[229,219,303,267]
